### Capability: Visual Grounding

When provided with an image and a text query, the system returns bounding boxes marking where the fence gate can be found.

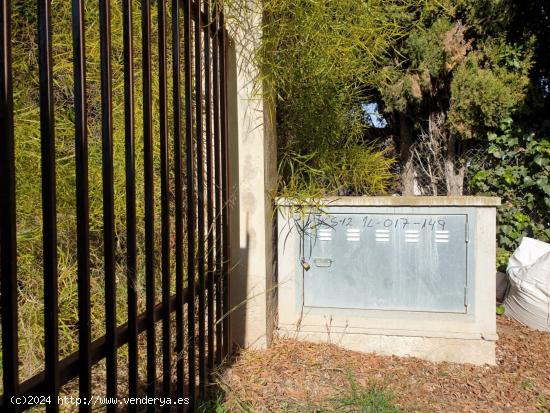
[0,0,230,410]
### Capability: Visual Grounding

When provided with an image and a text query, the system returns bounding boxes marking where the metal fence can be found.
[0,0,230,410]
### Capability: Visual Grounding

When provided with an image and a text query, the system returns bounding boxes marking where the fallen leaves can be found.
[221,317,550,412]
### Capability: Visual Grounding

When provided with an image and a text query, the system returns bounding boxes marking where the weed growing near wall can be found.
[227,0,422,199]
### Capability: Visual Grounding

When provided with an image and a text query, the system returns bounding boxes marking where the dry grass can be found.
[218,317,550,412]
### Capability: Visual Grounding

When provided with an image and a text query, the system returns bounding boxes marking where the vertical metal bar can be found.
[158,0,172,404]
[141,0,156,404]
[122,0,137,406]
[0,0,19,408]
[203,0,215,381]
[212,4,222,365]
[38,0,59,409]
[219,18,230,359]
[194,0,206,400]
[183,0,196,408]
[99,0,117,406]
[71,0,91,409]
[172,0,185,407]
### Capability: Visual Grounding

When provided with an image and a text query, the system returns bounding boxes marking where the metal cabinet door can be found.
[302,213,469,313]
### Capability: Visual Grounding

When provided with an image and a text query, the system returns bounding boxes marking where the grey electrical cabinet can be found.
[277,197,499,365]
[302,211,471,313]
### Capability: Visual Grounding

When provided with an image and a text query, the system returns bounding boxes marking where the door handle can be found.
[314,258,333,268]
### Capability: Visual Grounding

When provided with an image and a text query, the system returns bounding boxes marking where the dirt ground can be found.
[221,317,549,412]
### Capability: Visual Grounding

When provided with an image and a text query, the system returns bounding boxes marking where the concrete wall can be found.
[277,196,500,365]
[226,5,277,350]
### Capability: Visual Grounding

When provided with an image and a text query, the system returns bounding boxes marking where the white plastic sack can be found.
[503,237,550,331]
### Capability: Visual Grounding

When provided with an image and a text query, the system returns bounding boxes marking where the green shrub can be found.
[470,120,550,251]
[235,0,420,197]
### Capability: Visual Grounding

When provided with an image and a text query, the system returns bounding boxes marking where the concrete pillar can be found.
[226,4,277,350]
